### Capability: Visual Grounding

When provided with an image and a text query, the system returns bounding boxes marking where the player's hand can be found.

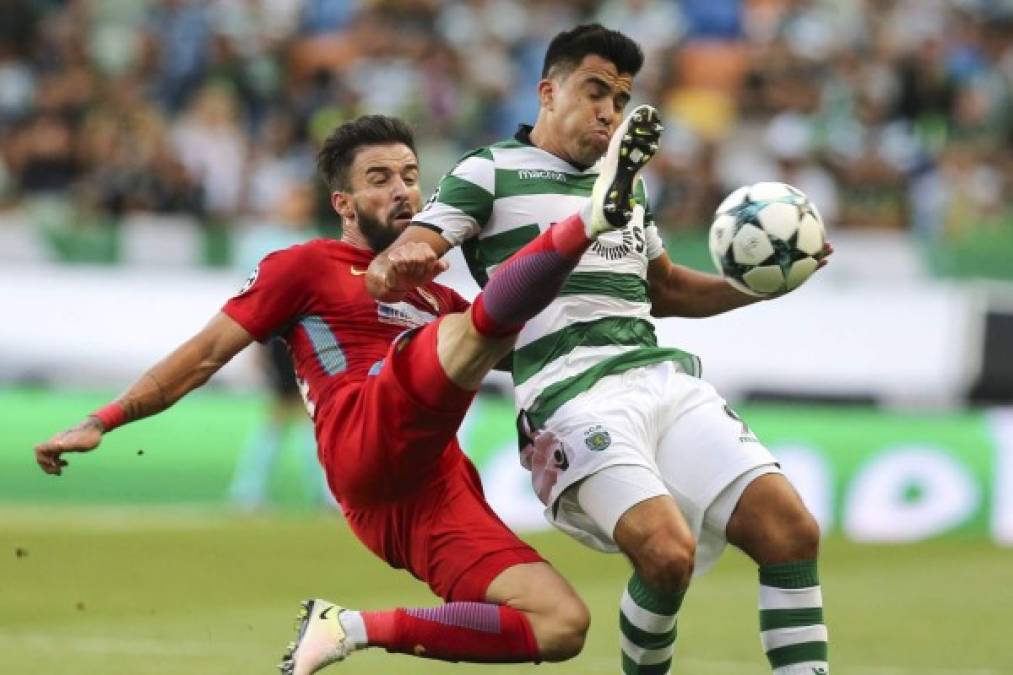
[34,417,104,476]
[756,241,834,301]
[367,242,448,302]
[815,241,834,270]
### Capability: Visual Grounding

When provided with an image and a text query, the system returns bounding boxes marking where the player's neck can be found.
[340,225,374,252]
[529,119,585,169]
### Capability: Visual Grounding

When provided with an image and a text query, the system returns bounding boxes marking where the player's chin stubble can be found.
[356,207,403,253]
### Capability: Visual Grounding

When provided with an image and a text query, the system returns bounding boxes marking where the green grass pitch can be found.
[3,388,1012,673]
[2,508,1011,674]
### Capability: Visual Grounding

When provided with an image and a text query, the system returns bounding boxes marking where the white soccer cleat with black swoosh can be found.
[279,599,353,675]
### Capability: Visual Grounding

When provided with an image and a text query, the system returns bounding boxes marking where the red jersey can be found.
[223,238,544,602]
[222,239,469,421]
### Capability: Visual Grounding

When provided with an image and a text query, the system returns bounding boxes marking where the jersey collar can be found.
[513,124,597,174]
[514,124,535,145]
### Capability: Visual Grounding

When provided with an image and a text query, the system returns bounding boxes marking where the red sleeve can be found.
[222,245,315,342]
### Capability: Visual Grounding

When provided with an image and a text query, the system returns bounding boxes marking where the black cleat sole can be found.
[602,106,663,229]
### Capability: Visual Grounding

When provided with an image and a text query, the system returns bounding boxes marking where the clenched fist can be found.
[366,241,449,302]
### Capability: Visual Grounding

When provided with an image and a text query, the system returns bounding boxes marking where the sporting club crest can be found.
[584,424,612,451]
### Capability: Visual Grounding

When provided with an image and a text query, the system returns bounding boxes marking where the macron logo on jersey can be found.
[517,169,568,183]
[377,302,437,329]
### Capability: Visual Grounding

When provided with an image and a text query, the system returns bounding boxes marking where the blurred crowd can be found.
[0,0,1010,258]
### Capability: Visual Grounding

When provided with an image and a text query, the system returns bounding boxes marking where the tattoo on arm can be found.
[100,313,248,427]
[119,372,171,423]
[77,417,105,433]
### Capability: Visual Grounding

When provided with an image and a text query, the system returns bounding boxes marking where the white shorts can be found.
[533,362,780,574]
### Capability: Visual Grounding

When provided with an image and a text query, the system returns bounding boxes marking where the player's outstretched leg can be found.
[280,597,543,674]
[468,104,662,339]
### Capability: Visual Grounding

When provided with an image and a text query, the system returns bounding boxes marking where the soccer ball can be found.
[708,182,826,297]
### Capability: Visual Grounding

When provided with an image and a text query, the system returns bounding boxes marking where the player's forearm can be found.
[649,266,759,318]
[91,335,231,432]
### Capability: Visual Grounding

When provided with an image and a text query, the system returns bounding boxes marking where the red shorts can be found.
[316,319,543,601]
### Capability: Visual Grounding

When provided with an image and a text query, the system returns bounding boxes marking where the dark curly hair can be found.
[317,115,417,191]
[542,24,644,80]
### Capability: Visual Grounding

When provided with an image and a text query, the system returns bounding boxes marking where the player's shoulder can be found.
[451,136,532,168]
[453,143,495,165]
[258,238,340,275]
[271,237,338,259]
[260,237,315,256]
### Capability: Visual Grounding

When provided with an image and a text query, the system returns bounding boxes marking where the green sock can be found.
[758,560,829,674]
[619,573,685,675]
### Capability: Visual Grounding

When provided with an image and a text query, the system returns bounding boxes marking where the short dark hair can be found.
[317,115,417,191]
[542,24,644,80]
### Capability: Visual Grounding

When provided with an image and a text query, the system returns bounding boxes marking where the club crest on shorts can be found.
[584,425,612,451]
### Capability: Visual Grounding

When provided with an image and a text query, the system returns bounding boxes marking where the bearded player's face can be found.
[347,143,422,252]
[548,55,633,167]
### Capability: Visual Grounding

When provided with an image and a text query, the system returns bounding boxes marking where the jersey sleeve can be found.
[411,147,495,246]
[635,177,665,260]
[221,245,315,342]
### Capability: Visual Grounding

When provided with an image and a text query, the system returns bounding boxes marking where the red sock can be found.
[471,212,590,337]
[362,603,539,663]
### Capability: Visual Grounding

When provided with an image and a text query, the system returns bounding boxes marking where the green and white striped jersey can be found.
[413,127,700,428]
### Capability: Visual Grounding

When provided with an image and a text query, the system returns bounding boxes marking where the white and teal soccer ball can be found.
[708,181,826,297]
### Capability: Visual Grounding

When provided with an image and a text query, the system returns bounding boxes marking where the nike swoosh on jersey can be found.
[350,266,368,276]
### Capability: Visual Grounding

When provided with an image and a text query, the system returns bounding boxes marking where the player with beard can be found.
[33,111,664,673]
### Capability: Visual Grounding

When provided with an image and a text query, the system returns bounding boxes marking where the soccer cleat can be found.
[585,104,663,237]
[279,599,353,675]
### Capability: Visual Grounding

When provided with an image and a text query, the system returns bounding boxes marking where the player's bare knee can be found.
[635,529,695,594]
[758,506,821,563]
[436,313,515,388]
[788,509,821,560]
[536,595,590,662]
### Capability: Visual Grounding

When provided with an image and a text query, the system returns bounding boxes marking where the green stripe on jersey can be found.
[462,223,542,288]
[495,169,596,198]
[560,271,648,302]
[491,139,528,150]
[633,178,655,225]
[461,146,494,161]
[513,317,658,386]
[436,174,493,225]
[527,347,701,428]
[759,607,825,631]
